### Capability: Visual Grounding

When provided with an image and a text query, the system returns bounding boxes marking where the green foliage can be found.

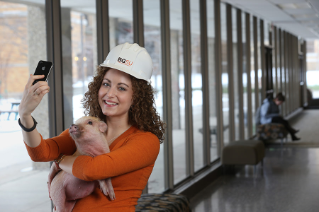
[308,85,319,91]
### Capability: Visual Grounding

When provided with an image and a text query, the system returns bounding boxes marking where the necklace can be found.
[107,125,131,145]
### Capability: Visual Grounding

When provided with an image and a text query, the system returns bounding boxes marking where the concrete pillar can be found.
[27,5,49,170]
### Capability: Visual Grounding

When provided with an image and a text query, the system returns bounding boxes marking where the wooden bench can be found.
[135,193,191,212]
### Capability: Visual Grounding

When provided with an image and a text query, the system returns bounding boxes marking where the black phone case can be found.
[32,60,53,85]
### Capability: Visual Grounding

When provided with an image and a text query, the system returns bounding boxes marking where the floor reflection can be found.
[190,147,319,212]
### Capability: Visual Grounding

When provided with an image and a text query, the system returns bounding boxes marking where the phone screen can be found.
[32,60,53,85]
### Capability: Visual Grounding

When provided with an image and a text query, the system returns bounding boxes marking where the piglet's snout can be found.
[69,124,78,133]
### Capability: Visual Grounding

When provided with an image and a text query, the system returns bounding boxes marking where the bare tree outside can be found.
[0,2,28,100]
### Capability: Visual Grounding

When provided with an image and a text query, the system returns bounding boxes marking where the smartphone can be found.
[32,60,53,85]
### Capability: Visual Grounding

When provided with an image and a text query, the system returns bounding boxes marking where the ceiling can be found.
[7,0,319,40]
[222,0,319,40]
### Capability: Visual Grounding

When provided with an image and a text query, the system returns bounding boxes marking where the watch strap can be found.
[18,116,38,132]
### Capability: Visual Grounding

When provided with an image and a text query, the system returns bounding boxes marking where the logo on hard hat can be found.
[117,57,133,67]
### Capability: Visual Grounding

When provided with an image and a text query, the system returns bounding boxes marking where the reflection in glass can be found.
[190,0,204,172]
[221,3,229,145]
[207,0,218,161]
[143,0,164,193]
[170,0,186,184]
[0,1,50,211]
[109,0,133,49]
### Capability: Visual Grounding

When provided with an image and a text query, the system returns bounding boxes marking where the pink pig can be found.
[48,116,115,212]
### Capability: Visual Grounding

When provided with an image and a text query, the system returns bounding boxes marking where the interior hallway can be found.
[190,109,319,212]
[0,110,318,211]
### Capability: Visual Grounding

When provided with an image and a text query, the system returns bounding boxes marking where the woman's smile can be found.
[103,100,118,107]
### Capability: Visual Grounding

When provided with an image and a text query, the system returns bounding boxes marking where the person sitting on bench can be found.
[260,92,300,141]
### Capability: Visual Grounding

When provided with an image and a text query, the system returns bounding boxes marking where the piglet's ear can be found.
[99,121,108,133]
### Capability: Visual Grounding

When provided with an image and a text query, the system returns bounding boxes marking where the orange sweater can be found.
[25,126,160,212]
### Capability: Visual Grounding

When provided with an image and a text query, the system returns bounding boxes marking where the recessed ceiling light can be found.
[300,20,318,25]
[291,14,318,19]
[277,2,312,10]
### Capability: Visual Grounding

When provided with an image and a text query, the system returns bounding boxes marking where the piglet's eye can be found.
[88,121,93,125]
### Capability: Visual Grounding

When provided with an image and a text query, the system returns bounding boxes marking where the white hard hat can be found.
[100,42,153,82]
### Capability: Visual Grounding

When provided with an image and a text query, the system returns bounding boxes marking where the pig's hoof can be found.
[109,194,115,201]
[101,188,109,196]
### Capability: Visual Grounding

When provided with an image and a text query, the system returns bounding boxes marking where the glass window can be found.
[250,16,256,133]
[273,28,278,95]
[232,8,239,140]
[60,0,97,128]
[190,0,204,172]
[170,0,186,184]
[306,40,319,98]
[264,20,270,47]
[282,32,287,116]
[277,29,281,96]
[220,3,229,145]
[109,0,133,49]
[0,1,50,210]
[207,0,218,161]
[283,31,287,98]
[257,19,262,106]
[143,0,164,193]
[242,12,248,138]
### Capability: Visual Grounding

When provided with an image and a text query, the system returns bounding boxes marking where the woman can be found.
[18,43,165,211]
[260,92,300,141]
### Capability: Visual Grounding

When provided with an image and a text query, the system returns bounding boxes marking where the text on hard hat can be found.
[117,57,133,67]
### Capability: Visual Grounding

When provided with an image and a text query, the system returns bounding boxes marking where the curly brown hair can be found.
[82,66,165,143]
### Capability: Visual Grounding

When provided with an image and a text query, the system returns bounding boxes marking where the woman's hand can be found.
[18,74,50,118]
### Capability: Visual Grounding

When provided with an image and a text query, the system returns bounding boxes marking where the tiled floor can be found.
[0,170,51,212]
[190,147,319,212]
[190,109,319,212]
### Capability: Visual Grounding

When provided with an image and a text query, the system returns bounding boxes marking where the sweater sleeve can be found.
[72,132,160,181]
[24,129,76,162]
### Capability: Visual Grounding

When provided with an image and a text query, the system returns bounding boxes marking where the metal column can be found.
[182,0,194,176]
[160,0,174,191]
